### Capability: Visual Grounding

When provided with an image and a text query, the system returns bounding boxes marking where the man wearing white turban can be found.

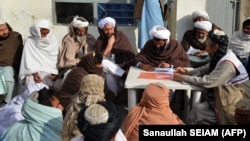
[133,25,189,71]
[192,10,209,22]
[94,17,136,97]
[182,10,221,52]
[18,19,60,93]
[0,18,23,104]
[182,20,212,68]
[191,10,221,30]
[58,16,96,83]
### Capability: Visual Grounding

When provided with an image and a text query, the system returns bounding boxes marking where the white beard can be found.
[196,36,207,43]
[76,35,86,44]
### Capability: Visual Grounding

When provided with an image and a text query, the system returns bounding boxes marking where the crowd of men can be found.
[0,6,250,141]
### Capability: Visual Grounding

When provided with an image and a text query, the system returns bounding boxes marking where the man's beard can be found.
[196,36,207,43]
[0,34,9,40]
[76,35,86,44]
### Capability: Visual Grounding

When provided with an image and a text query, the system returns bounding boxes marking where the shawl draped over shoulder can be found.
[94,30,136,70]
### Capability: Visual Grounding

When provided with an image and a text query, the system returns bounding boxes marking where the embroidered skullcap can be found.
[192,10,209,21]
[0,17,5,25]
[209,29,228,46]
[194,21,212,32]
[84,103,109,125]
[98,17,116,29]
[73,15,89,28]
[149,25,170,39]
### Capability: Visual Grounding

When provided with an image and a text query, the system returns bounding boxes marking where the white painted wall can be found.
[0,0,139,52]
[0,0,207,51]
[172,0,206,42]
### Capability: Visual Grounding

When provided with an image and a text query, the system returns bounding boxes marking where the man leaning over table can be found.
[132,25,190,71]
[130,25,190,103]
[173,29,249,125]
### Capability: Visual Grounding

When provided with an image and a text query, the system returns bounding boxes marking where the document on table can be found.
[154,67,174,72]
[138,72,173,80]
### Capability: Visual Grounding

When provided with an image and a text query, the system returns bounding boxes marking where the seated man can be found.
[18,19,60,92]
[62,74,106,141]
[58,52,103,112]
[0,18,23,104]
[0,83,48,136]
[71,101,127,141]
[133,25,190,71]
[181,10,221,53]
[0,87,64,140]
[181,20,212,67]
[94,17,136,96]
[173,29,249,125]
[58,15,96,79]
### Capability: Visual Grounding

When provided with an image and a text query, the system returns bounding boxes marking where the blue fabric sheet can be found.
[138,0,165,49]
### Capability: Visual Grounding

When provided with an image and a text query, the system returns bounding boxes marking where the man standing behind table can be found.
[133,25,190,71]
[0,18,23,104]
[94,17,136,96]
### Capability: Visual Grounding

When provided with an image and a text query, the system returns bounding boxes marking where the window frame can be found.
[52,0,134,26]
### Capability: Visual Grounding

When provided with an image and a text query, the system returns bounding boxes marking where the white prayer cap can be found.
[192,10,209,21]
[98,17,116,29]
[149,25,170,40]
[84,104,109,125]
[0,17,6,25]
[73,15,89,28]
[194,21,212,32]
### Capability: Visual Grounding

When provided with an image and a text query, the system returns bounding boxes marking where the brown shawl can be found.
[181,29,207,51]
[0,31,23,74]
[123,83,184,141]
[58,52,103,110]
[94,30,136,70]
[181,22,222,51]
[135,39,190,67]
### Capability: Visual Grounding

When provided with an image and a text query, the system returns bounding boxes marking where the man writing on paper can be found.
[133,25,190,71]
[181,20,212,68]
